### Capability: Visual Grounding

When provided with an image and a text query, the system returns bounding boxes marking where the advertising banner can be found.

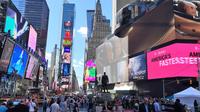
[7,44,29,78]
[147,43,200,79]
[129,53,147,80]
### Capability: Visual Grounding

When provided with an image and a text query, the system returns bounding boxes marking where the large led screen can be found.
[4,7,29,41]
[85,60,96,82]
[28,25,37,51]
[174,0,200,38]
[129,54,147,80]
[63,63,70,76]
[63,52,71,63]
[7,44,29,78]
[0,39,14,72]
[147,43,200,80]
[25,55,38,79]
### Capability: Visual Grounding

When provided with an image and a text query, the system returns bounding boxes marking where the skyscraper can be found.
[60,2,75,78]
[12,0,49,57]
[87,10,95,40]
[87,0,111,60]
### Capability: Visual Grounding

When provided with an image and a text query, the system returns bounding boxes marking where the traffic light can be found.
[176,80,180,84]
[189,80,192,85]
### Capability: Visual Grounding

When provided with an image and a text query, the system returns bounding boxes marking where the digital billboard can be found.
[7,44,29,78]
[0,39,14,72]
[117,60,129,82]
[129,53,147,80]
[64,47,70,53]
[63,37,72,46]
[63,63,70,76]
[25,55,38,79]
[85,60,96,82]
[147,43,200,80]
[4,7,29,41]
[28,25,37,51]
[174,0,200,38]
[63,52,71,64]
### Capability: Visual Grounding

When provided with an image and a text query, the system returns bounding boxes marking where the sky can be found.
[46,0,112,86]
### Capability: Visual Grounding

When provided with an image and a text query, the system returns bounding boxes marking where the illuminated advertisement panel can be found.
[85,60,96,82]
[28,25,37,51]
[147,43,200,80]
[63,63,70,76]
[7,44,29,78]
[25,55,38,79]
[0,39,14,72]
[4,7,29,40]
[129,53,147,80]
[63,37,72,46]
[63,52,71,64]
[64,47,70,53]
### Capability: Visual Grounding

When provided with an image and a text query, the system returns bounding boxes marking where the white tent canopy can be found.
[174,87,200,111]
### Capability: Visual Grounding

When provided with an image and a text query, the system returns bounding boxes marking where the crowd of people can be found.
[0,94,198,112]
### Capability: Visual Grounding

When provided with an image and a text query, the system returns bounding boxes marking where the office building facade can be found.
[87,0,111,60]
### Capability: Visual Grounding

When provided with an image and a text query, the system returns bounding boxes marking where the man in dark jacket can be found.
[139,98,151,112]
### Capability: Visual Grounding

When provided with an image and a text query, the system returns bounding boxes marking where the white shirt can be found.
[50,102,60,112]
[29,101,36,112]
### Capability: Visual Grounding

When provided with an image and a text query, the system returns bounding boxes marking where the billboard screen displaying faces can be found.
[7,44,29,78]
[63,52,71,63]
[25,55,38,79]
[147,43,200,80]
[63,63,70,76]
[0,39,14,72]
[174,0,200,38]
[28,25,37,51]
[129,53,147,80]
[4,7,29,41]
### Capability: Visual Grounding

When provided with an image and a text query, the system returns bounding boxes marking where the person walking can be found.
[194,100,198,112]
[174,99,186,112]
[50,98,60,112]
[43,98,48,112]
[153,99,161,112]
[28,99,37,112]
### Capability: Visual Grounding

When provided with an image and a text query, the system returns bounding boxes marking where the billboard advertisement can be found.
[7,44,29,78]
[147,43,200,80]
[25,55,38,79]
[174,0,200,38]
[129,53,147,80]
[64,47,70,53]
[85,60,96,82]
[28,25,37,51]
[4,7,29,41]
[117,60,129,82]
[63,63,70,76]
[0,39,14,72]
[63,52,71,64]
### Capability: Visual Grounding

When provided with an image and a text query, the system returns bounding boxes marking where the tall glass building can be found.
[12,0,49,57]
[87,10,94,40]
[60,2,75,77]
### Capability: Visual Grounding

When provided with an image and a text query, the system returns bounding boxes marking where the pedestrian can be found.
[174,99,186,112]
[153,99,161,112]
[139,98,151,112]
[6,100,15,112]
[194,99,198,112]
[14,100,29,112]
[73,100,79,112]
[50,98,60,112]
[28,99,37,112]
[59,98,66,112]
[43,98,48,112]
[0,102,8,112]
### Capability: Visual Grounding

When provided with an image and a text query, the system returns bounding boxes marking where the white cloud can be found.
[77,27,87,38]
[45,52,52,68]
